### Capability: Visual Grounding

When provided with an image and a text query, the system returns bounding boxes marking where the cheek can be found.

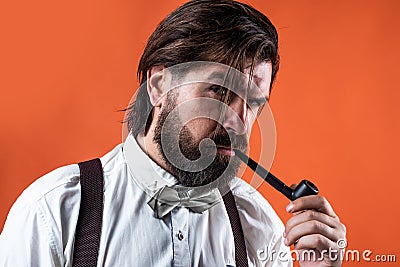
[184,118,218,140]
[175,96,222,140]
[245,113,257,136]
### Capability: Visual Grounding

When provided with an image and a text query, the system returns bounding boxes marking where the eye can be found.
[247,98,267,109]
[209,85,227,96]
[247,99,260,107]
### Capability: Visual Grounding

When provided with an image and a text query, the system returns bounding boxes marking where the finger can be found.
[285,210,342,237]
[285,220,338,246]
[289,183,297,190]
[293,234,338,252]
[286,195,337,218]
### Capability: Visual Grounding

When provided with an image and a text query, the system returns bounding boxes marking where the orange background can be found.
[1,0,399,265]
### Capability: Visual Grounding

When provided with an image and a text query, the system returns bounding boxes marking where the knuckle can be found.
[314,235,325,247]
[310,220,320,231]
[306,210,316,220]
[318,195,328,207]
[294,198,304,208]
[340,223,347,235]
[311,220,325,233]
[285,218,294,231]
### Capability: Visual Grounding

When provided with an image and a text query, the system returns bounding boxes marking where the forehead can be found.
[170,61,272,99]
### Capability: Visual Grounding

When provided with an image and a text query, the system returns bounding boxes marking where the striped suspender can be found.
[72,159,249,267]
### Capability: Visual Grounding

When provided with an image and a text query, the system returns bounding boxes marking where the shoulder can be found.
[229,177,285,233]
[0,162,82,265]
[0,144,124,265]
[9,164,81,215]
[9,143,123,214]
[2,143,124,234]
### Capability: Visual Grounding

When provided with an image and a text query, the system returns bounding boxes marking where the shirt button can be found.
[177,230,184,240]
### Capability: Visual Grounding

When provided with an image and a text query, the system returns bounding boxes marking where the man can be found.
[0,0,346,266]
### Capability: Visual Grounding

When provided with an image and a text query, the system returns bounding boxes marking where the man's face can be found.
[153,62,273,187]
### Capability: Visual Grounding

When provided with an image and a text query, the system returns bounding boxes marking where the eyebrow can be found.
[206,71,270,102]
[206,71,228,83]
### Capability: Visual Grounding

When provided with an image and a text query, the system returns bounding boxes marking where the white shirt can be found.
[0,134,292,267]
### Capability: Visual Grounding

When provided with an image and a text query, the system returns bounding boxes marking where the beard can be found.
[153,93,248,187]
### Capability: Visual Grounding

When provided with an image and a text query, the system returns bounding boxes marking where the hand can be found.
[284,193,346,267]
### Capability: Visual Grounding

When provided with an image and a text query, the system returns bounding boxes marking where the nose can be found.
[222,94,247,135]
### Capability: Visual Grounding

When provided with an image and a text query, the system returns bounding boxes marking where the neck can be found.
[135,125,170,174]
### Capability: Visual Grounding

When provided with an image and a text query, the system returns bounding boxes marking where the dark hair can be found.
[127,0,279,137]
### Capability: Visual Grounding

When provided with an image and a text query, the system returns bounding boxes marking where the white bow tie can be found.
[147,185,222,218]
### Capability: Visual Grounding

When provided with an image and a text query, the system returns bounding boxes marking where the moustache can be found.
[211,131,248,152]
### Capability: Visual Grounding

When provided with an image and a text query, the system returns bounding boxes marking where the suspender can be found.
[73,159,104,267]
[73,158,249,267]
[222,190,249,267]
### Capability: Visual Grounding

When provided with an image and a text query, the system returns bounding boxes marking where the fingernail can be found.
[286,202,294,212]
[284,238,288,246]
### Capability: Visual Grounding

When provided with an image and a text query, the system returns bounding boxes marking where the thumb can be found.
[287,184,302,215]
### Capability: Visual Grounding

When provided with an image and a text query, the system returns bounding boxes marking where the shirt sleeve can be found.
[0,197,61,267]
[229,178,293,267]
[0,164,81,267]
[262,233,293,267]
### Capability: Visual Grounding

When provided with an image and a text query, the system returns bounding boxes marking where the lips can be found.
[211,131,248,155]
[216,146,234,156]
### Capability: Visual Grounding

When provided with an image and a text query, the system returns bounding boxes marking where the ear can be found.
[147,65,170,107]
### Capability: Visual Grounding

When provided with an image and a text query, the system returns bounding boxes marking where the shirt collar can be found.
[122,133,178,195]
